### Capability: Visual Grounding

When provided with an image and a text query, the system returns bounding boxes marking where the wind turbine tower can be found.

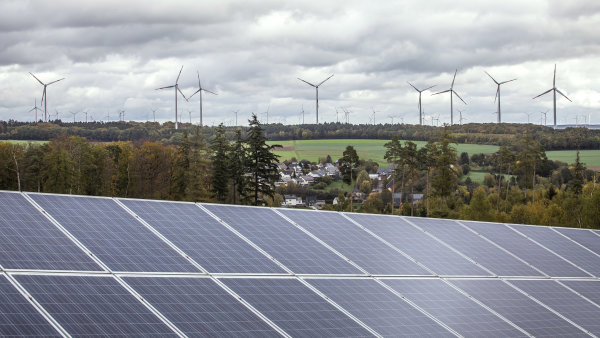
[432,69,466,125]
[29,72,65,122]
[297,74,334,124]
[155,66,188,129]
[407,82,435,126]
[189,71,217,127]
[29,99,43,121]
[533,64,572,128]
[484,71,516,123]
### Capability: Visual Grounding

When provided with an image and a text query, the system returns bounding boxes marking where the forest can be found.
[0,120,598,229]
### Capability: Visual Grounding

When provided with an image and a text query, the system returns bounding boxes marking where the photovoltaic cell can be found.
[449,279,587,337]
[409,218,541,277]
[204,204,361,274]
[508,224,600,277]
[0,192,101,271]
[16,275,177,337]
[221,278,373,337]
[561,281,600,306]
[120,200,285,274]
[346,213,488,276]
[383,278,526,337]
[123,277,280,337]
[0,274,61,337]
[552,228,600,256]
[461,221,589,277]
[510,280,600,336]
[28,194,198,273]
[307,278,453,337]
[278,209,430,276]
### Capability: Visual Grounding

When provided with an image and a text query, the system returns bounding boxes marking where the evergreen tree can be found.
[340,145,360,212]
[210,123,230,202]
[384,135,403,214]
[432,127,458,211]
[244,114,281,206]
[229,129,247,204]
[568,150,585,195]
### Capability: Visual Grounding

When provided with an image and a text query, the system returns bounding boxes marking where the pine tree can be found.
[432,127,458,211]
[568,150,585,195]
[244,114,281,206]
[210,123,230,202]
[229,129,247,204]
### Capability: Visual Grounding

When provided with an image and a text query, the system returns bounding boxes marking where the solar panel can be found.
[461,221,589,277]
[409,217,541,277]
[346,213,488,276]
[552,228,600,256]
[278,209,430,276]
[0,192,101,271]
[28,194,198,273]
[0,274,61,337]
[383,278,526,337]
[508,224,600,277]
[560,281,600,306]
[119,200,285,274]
[15,274,177,337]
[203,204,361,275]
[307,278,454,336]
[510,280,600,336]
[221,277,373,337]
[449,279,587,337]
[123,276,280,337]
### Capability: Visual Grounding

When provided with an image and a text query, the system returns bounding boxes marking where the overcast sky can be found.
[1,0,599,126]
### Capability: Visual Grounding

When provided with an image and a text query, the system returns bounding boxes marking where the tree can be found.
[432,127,458,211]
[515,135,545,203]
[244,114,281,206]
[403,141,419,216]
[419,140,438,216]
[384,135,403,214]
[229,129,247,204]
[568,151,585,195]
[340,145,360,212]
[492,146,515,212]
[461,186,494,221]
[210,123,230,202]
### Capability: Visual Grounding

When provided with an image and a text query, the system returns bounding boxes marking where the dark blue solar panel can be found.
[203,204,361,274]
[409,218,540,277]
[221,278,374,337]
[553,228,600,256]
[0,192,101,271]
[561,281,600,305]
[347,213,488,276]
[120,200,285,274]
[384,278,526,337]
[0,274,61,337]
[124,277,279,337]
[461,221,589,277]
[28,194,198,273]
[307,278,453,336]
[278,209,430,276]
[16,275,177,337]
[510,280,600,336]
[508,224,600,277]
[450,279,587,337]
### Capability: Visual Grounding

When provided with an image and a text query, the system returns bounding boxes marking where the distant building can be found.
[282,194,303,207]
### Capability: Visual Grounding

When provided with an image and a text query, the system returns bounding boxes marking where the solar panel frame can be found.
[201,203,363,275]
[0,191,103,272]
[118,199,286,274]
[345,213,490,277]
[278,208,432,276]
[27,193,199,273]
[458,220,590,278]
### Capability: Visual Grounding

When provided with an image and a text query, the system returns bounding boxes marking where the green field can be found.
[3,140,48,145]
[545,150,600,167]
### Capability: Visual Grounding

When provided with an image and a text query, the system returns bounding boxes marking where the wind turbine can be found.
[189,71,217,127]
[432,69,466,125]
[297,74,334,124]
[371,107,379,125]
[533,64,572,128]
[29,72,65,122]
[458,110,467,125]
[152,108,157,122]
[540,110,548,126]
[82,111,88,123]
[407,82,435,126]
[29,99,43,122]
[484,71,516,123]
[155,66,188,129]
[70,111,78,123]
[525,112,534,123]
[233,110,239,126]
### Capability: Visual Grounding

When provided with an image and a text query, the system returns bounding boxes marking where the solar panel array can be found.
[0,190,598,337]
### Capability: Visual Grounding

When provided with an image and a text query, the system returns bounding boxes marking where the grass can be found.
[2,140,48,145]
[545,150,600,167]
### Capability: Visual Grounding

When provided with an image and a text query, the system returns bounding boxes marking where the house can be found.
[392,193,424,208]
[283,194,303,207]
[325,163,340,177]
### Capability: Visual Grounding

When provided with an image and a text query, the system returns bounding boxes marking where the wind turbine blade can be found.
[176,65,183,84]
[556,89,572,102]
[204,89,218,95]
[407,81,419,91]
[177,87,188,101]
[423,85,436,91]
[553,64,556,88]
[47,78,65,85]
[484,71,499,84]
[29,72,44,85]
[494,87,499,103]
[155,85,175,90]
[453,90,467,104]
[29,107,36,112]
[297,77,316,87]
[532,88,553,99]
[451,69,457,88]
[432,89,450,96]
[317,74,334,86]
[500,78,517,85]
[197,71,201,88]
[188,89,200,98]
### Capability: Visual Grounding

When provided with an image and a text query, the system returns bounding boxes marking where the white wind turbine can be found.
[298,74,334,124]
[407,82,435,126]
[432,69,466,125]
[533,64,572,128]
[189,71,217,126]
[29,72,65,122]
[156,66,188,129]
[484,71,516,123]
